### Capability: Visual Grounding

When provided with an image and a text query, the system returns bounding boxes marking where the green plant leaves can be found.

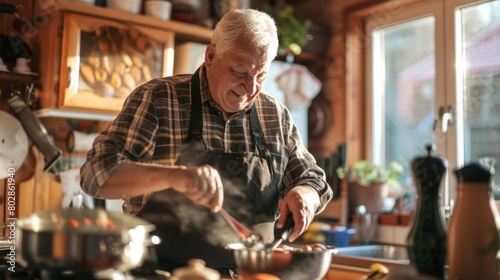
[263,5,311,56]
[337,160,404,187]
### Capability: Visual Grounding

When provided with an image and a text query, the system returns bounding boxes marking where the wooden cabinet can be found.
[35,2,213,116]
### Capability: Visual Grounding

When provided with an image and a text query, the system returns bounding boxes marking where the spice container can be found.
[406,144,447,279]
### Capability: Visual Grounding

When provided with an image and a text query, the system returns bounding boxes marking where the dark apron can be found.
[136,70,279,271]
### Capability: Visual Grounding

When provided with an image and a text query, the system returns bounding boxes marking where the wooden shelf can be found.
[58,3,213,44]
[0,71,39,82]
[34,108,117,121]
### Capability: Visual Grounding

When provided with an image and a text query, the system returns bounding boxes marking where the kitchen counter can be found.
[331,244,409,269]
[327,244,409,280]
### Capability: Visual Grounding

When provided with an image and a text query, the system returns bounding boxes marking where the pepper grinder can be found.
[406,144,447,279]
[447,163,500,280]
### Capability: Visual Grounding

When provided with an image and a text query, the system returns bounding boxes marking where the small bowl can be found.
[321,227,356,247]
[107,0,142,14]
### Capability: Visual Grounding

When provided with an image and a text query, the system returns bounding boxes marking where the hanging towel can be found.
[275,64,322,110]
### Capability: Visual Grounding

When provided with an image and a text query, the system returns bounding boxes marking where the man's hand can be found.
[172,164,224,213]
[277,186,320,242]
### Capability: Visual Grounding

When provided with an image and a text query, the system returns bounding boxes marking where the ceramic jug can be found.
[406,144,447,279]
[447,163,500,280]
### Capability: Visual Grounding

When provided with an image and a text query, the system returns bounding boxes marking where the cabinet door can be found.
[59,13,174,113]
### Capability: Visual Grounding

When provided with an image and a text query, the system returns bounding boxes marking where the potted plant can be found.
[262,4,311,57]
[337,160,404,213]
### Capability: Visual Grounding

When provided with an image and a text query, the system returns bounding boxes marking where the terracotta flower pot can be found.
[348,182,389,214]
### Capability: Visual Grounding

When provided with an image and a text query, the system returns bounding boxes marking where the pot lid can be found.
[16,208,156,233]
[0,110,28,179]
[173,259,220,280]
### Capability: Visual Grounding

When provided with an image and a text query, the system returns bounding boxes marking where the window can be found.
[366,0,500,208]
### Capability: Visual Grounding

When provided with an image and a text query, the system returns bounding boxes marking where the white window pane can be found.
[457,0,500,185]
[372,17,435,182]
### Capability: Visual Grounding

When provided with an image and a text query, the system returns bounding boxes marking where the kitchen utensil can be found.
[219,208,262,248]
[267,216,294,250]
[8,95,62,173]
[0,110,29,179]
[15,208,159,273]
[225,242,335,280]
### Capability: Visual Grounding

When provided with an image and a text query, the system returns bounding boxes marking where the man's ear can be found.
[205,44,216,69]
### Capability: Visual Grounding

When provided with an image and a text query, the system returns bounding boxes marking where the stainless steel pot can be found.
[15,208,158,273]
[226,243,336,280]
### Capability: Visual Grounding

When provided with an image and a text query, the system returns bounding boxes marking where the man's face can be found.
[205,43,271,113]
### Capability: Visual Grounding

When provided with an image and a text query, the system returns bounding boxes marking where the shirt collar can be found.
[198,64,253,117]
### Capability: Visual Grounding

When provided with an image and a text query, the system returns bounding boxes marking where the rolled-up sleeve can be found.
[80,88,158,197]
[281,110,333,214]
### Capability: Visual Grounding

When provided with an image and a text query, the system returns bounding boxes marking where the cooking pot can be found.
[15,208,158,273]
[225,243,336,280]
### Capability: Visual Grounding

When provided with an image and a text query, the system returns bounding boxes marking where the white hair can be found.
[211,9,279,61]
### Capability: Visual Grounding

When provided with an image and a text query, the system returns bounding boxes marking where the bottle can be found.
[406,144,447,279]
[447,163,500,280]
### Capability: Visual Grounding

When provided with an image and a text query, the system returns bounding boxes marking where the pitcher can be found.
[447,163,500,280]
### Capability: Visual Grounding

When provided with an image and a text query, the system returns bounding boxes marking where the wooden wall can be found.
[0,0,390,232]
[0,0,64,236]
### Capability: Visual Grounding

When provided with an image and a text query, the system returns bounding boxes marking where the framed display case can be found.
[59,13,174,113]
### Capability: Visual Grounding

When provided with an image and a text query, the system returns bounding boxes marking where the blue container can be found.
[321,227,356,247]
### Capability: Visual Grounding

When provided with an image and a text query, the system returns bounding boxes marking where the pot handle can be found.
[268,216,295,250]
[139,235,161,247]
[274,215,295,242]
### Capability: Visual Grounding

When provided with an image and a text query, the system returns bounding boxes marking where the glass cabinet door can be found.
[60,13,174,113]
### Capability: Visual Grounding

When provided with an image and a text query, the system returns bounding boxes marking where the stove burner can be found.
[0,265,168,280]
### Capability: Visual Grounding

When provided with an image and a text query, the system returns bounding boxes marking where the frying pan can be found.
[8,95,62,173]
[0,110,28,179]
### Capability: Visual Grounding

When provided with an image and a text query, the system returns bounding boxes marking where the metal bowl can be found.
[225,243,336,280]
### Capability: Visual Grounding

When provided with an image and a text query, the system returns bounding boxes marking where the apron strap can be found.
[249,106,270,158]
[185,69,202,143]
[249,105,276,183]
